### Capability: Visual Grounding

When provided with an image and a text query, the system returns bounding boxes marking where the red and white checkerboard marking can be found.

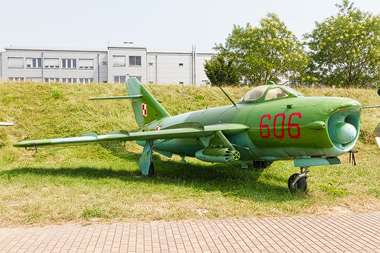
[142,103,147,117]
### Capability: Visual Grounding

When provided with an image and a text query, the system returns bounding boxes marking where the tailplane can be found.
[90,77,170,128]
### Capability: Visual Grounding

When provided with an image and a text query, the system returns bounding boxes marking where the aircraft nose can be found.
[330,122,357,144]
[327,99,361,151]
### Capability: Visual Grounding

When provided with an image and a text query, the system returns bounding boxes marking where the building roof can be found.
[4,46,107,53]
[3,45,213,55]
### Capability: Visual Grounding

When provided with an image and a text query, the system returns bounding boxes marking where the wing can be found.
[13,123,249,148]
[0,122,14,126]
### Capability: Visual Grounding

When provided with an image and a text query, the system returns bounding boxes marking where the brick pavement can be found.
[0,212,379,252]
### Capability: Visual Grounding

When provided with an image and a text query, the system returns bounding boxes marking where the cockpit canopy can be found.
[237,85,303,104]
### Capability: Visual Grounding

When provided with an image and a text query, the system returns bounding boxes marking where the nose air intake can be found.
[327,106,360,150]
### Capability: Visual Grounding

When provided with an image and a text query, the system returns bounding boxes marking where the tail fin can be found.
[126,78,170,128]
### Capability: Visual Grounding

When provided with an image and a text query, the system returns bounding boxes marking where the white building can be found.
[1,43,213,86]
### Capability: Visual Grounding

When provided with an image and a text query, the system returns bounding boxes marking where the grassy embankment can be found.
[0,81,379,228]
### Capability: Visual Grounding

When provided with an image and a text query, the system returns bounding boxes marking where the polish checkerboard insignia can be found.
[142,103,147,117]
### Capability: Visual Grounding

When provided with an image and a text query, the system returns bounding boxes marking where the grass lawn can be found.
[0,81,379,227]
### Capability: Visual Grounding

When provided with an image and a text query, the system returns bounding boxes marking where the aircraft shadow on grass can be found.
[2,155,304,204]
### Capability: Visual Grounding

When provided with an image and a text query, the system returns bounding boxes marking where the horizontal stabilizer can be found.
[362,105,380,109]
[89,95,143,100]
[0,122,14,126]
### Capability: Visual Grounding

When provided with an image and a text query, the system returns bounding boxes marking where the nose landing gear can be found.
[288,167,309,192]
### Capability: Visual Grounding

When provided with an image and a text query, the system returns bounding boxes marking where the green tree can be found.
[304,0,380,88]
[214,13,307,86]
[204,54,239,86]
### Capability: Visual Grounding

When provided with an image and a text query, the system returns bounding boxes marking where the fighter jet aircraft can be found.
[13,78,378,192]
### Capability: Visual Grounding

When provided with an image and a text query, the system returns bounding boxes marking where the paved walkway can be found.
[0,212,380,253]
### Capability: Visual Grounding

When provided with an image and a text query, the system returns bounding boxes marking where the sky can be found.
[1,0,379,53]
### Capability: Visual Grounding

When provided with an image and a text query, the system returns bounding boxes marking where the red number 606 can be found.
[260,112,302,139]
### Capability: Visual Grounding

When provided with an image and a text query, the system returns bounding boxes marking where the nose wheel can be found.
[288,167,309,192]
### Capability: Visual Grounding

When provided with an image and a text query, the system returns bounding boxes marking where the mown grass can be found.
[0,81,379,228]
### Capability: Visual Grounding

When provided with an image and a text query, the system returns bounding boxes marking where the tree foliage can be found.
[204,54,239,86]
[214,13,307,86]
[304,0,380,87]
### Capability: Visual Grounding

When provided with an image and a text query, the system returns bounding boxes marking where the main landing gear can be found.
[288,167,310,193]
[148,162,155,177]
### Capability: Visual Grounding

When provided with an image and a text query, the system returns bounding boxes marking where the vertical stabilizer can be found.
[126,78,170,128]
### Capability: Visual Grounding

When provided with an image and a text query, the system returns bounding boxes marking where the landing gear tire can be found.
[148,163,155,177]
[288,173,307,193]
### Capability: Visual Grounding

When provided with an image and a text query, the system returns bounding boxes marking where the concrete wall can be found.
[196,53,213,86]
[147,52,193,85]
[146,51,212,86]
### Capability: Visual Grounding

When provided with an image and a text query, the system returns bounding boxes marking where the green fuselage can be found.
[148,96,361,162]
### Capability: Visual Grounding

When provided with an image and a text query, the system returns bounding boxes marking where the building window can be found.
[114,76,126,83]
[79,59,94,69]
[8,57,24,68]
[102,61,108,65]
[62,59,77,69]
[129,56,141,66]
[179,82,184,85]
[26,77,42,82]
[79,78,94,83]
[130,76,141,82]
[26,58,42,68]
[44,58,59,68]
[148,81,154,84]
[179,63,184,67]
[148,62,153,66]
[8,77,24,81]
[44,78,59,83]
[62,78,77,83]
[113,56,126,67]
